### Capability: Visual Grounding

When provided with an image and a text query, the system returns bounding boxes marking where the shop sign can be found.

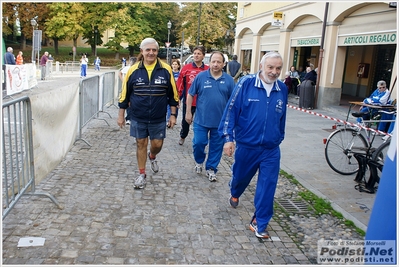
[339,33,396,46]
[291,38,321,47]
[272,11,283,27]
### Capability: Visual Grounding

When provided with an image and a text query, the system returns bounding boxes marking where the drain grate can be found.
[275,199,313,214]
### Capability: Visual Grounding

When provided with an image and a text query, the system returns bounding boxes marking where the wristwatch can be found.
[170,113,177,117]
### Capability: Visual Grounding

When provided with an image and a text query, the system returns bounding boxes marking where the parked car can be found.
[158,48,181,59]
[182,53,229,66]
[182,47,191,56]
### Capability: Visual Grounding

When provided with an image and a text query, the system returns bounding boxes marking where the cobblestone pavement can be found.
[2,75,370,265]
[3,106,317,265]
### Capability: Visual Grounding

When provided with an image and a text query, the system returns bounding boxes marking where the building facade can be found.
[234,2,397,108]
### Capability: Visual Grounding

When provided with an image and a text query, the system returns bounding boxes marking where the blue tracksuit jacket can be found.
[219,73,288,148]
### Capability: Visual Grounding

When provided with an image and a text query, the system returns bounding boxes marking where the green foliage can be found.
[179,2,237,51]
[3,2,237,54]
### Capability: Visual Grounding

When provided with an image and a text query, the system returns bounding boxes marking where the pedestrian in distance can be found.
[298,64,317,109]
[166,59,181,128]
[40,51,49,80]
[117,37,179,189]
[289,66,300,95]
[227,55,242,83]
[185,51,235,182]
[4,47,16,65]
[80,54,88,78]
[119,56,138,125]
[219,51,288,239]
[94,56,101,71]
[176,45,209,145]
[283,71,292,92]
[16,51,23,65]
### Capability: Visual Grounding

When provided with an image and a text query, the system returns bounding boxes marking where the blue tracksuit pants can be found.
[192,122,224,172]
[230,145,280,232]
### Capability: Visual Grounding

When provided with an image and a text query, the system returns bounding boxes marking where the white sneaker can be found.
[206,169,217,182]
[134,174,146,189]
[195,163,203,174]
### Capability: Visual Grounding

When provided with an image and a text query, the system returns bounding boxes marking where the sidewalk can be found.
[2,77,376,264]
[283,95,379,231]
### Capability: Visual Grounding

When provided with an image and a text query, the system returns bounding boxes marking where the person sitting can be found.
[355,80,390,124]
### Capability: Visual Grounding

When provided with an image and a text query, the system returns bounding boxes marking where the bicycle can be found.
[324,104,394,176]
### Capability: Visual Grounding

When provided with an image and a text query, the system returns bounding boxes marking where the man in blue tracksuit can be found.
[185,51,235,182]
[356,80,390,123]
[218,51,288,239]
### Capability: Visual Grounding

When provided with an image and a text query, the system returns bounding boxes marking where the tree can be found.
[80,3,122,56]
[179,2,237,52]
[45,2,85,55]
[2,3,15,37]
[2,2,49,50]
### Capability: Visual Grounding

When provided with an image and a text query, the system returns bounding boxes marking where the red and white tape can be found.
[287,104,391,137]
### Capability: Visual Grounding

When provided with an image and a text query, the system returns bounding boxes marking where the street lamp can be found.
[167,20,172,65]
[30,18,37,64]
[94,26,98,57]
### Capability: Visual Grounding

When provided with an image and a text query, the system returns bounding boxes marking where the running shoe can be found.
[134,174,146,189]
[249,218,270,239]
[195,163,203,174]
[206,169,217,182]
[229,196,239,208]
[249,217,257,232]
[148,152,159,173]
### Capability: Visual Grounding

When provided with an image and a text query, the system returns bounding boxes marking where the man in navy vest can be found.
[226,55,242,83]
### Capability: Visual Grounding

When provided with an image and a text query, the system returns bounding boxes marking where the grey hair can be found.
[7,47,13,52]
[260,51,283,66]
[377,80,386,87]
[140,38,159,50]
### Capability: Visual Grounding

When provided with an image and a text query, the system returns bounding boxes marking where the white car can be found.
[183,53,229,66]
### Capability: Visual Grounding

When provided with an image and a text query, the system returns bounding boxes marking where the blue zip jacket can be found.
[118,59,179,123]
[218,72,288,149]
[188,69,235,128]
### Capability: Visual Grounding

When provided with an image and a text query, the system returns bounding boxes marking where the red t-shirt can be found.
[177,62,209,107]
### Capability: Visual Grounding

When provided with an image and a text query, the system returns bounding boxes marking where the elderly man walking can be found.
[118,38,179,189]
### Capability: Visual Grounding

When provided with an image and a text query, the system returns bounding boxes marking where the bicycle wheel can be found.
[372,139,391,182]
[325,128,368,175]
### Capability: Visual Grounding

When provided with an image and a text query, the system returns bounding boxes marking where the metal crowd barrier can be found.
[64,61,80,72]
[75,72,118,147]
[45,60,53,79]
[102,71,117,110]
[2,96,63,219]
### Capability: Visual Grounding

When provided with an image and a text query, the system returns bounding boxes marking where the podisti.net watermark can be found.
[317,240,396,264]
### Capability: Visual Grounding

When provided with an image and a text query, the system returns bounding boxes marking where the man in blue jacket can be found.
[118,38,179,189]
[218,51,288,239]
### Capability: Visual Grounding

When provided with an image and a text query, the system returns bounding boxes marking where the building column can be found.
[234,36,242,62]
[317,22,344,108]
[250,34,261,73]
[279,29,292,80]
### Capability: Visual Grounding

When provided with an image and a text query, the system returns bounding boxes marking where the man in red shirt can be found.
[177,45,209,145]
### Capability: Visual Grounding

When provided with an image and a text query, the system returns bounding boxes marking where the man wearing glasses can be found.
[356,80,390,123]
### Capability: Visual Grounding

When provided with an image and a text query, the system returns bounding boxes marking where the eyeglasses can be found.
[378,86,386,89]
